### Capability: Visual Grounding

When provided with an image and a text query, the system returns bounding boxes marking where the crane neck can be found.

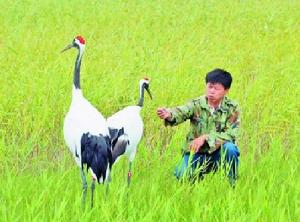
[73,47,84,89]
[137,84,145,107]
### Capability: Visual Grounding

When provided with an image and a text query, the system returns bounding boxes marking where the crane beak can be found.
[146,87,153,100]
[61,44,73,53]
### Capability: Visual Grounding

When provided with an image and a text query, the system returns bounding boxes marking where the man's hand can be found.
[190,134,207,153]
[157,108,171,120]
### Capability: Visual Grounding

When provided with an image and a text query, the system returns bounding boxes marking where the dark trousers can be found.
[175,142,240,184]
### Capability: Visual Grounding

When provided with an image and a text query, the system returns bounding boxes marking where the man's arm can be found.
[206,106,241,153]
[157,101,195,126]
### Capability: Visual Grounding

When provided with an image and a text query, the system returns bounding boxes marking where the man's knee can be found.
[175,153,190,179]
[223,142,240,159]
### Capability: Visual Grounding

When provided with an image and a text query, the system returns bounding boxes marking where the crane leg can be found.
[80,168,88,208]
[91,178,96,208]
[127,162,132,187]
[105,173,111,197]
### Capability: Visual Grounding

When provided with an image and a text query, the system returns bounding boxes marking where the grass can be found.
[0,0,300,221]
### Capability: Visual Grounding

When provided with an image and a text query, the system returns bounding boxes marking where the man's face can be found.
[206,82,229,103]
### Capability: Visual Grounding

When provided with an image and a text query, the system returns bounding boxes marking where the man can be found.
[157,68,240,185]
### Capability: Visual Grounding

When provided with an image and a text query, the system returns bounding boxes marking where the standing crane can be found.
[107,78,152,186]
[62,36,121,208]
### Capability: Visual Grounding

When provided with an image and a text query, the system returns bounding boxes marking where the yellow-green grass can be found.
[1,0,299,221]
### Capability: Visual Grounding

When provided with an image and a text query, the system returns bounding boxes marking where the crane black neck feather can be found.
[73,50,82,89]
[137,84,145,107]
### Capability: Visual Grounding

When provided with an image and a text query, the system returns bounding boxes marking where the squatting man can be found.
[157,69,240,185]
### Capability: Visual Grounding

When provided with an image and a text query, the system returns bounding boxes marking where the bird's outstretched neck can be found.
[137,84,145,107]
[73,48,84,89]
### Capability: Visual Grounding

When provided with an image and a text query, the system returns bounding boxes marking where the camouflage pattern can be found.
[165,96,240,154]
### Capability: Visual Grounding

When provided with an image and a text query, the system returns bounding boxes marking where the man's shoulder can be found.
[187,96,207,109]
[190,95,206,104]
[223,97,239,109]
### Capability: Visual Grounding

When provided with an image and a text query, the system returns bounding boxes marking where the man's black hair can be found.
[205,68,232,89]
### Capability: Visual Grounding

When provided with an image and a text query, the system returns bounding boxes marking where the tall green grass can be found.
[1,0,299,221]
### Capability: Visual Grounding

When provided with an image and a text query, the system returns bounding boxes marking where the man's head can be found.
[205,69,232,105]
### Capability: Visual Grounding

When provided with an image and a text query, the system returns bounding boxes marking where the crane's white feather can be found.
[64,87,109,166]
[107,106,143,162]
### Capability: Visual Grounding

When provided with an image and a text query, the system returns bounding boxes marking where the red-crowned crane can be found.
[62,36,123,208]
[107,78,152,186]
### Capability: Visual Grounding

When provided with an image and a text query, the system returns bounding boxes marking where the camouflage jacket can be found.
[165,96,240,154]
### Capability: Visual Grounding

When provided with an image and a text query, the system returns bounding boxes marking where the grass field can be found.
[1,0,300,221]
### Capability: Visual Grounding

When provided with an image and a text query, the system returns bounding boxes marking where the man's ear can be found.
[224,89,229,95]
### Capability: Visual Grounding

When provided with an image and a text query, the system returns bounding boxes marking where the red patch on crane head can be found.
[75,36,85,44]
[143,77,150,81]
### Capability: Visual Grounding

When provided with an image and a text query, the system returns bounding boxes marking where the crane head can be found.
[61,35,86,53]
[140,77,152,99]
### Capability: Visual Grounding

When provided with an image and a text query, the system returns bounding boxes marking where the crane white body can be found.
[64,87,109,180]
[62,36,113,195]
[106,78,151,186]
[107,105,143,162]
